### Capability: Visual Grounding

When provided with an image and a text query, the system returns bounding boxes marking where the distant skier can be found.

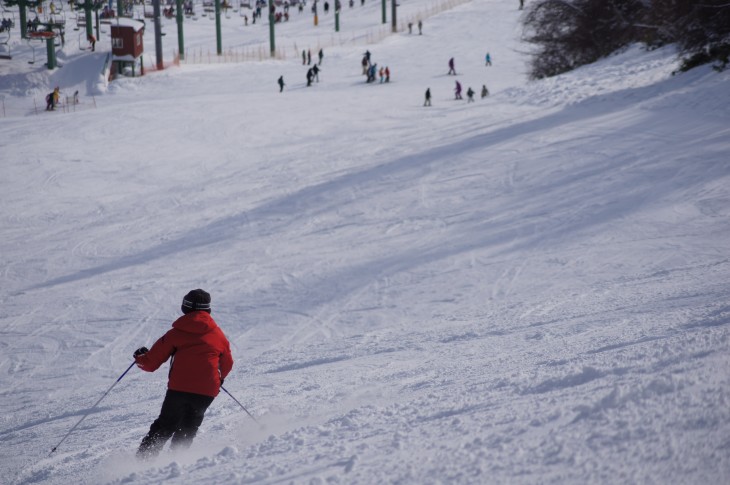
[306,68,314,86]
[418,19,422,35]
[448,57,456,75]
[312,64,320,82]
[302,49,306,65]
[379,66,384,83]
[466,87,475,102]
[134,289,233,459]
[87,33,96,51]
[385,66,390,82]
[519,0,524,10]
[485,52,492,66]
[278,75,285,92]
[318,48,323,65]
[45,86,60,111]
[481,84,489,98]
[361,55,369,75]
[424,87,431,106]
[368,63,377,83]
[307,49,311,65]
[454,80,462,99]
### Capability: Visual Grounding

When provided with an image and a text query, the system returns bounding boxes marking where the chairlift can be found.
[0,27,11,60]
[1,7,16,27]
[27,30,54,64]
[48,11,66,30]
[77,30,89,50]
[183,0,195,17]
[27,36,43,64]
[75,13,86,31]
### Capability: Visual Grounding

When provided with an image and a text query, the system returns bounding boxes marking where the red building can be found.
[110,18,145,77]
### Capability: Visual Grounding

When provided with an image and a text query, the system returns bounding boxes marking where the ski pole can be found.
[49,361,136,456]
[221,385,260,425]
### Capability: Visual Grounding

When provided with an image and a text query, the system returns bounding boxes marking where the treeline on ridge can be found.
[522,0,730,78]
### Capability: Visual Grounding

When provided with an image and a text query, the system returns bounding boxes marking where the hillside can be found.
[1,0,729,484]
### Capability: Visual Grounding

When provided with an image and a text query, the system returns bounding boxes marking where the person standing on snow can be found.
[454,80,463,99]
[45,86,60,111]
[448,57,456,75]
[424,87,432,106]
[278,75,285,92]
[134,289,233,459]
[466,86,475,102]
[368,63,377,83]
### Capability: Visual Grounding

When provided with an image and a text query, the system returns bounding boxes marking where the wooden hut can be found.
[110,18,145,78]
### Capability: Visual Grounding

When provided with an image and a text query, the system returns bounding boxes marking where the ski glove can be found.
[133,346,149,358]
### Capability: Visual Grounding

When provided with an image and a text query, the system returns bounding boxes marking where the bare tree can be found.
[522,0,730,78]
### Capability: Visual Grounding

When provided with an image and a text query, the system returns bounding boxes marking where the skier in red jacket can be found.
[134,289,233,458]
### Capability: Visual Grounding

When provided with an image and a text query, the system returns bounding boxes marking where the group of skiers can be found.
[286,48,392,89]
[45,87,80,110]
[45,86,60,111]
[447,82,489,104]
[424,54,492,106]
[278,48,494,106]
[302,48,324,66]
[360,50,390,83]
[458,83,490,102]
[306,63,321,86]
[407,19,423,35]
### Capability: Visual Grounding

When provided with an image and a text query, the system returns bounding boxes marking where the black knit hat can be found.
[181,289,211,314]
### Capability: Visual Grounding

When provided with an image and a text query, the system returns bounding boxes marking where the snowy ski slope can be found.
[1,0,729,483]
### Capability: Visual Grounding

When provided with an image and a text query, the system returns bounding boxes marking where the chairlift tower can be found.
[267,0,274,56]
[391,0,396,33]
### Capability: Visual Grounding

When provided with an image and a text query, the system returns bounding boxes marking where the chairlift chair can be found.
[0,25,11,59]
[27,35,45,64]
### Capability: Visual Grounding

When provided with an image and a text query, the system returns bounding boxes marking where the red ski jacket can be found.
[135,311,233,398]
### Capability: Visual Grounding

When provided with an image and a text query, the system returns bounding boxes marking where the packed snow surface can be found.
[1,0,729,484]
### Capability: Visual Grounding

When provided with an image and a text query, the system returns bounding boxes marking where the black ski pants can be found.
[138,389,214,458]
